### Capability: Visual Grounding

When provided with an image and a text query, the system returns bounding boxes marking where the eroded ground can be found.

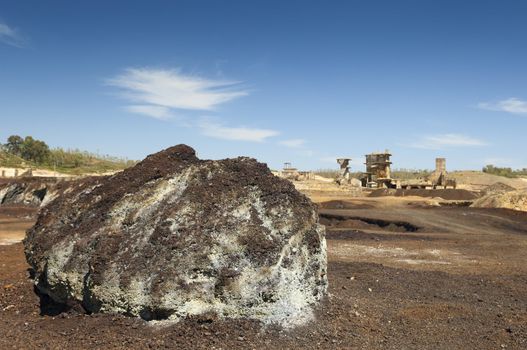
[1,198,526,349]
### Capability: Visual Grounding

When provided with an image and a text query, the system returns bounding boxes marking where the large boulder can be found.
[24,145,327,327]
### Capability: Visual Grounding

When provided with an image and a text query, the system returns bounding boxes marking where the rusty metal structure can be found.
[280,162,300,180]
[401,157,457,189]
[428,158,456,189]
[279,162,314,181]
[362,151,398,188]
[335,158,351,185]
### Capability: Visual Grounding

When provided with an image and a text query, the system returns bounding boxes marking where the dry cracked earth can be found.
[1,196,527,349]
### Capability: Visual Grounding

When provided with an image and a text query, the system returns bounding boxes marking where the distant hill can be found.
[0,150,27,168]
[449,171,527,191]
[0,149,135,176]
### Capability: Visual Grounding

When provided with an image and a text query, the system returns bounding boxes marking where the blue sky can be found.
[1,0,526,171]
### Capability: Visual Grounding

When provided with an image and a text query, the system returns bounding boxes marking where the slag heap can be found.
[24,145,327,327]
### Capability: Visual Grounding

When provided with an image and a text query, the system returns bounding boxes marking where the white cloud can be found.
[410,133,487,150]
[278,139,306,148]
[0,22,25,48]
[108,67,287,143]
[198,121,279,142]
[477,98,527,115]
[125,105,172,120]
[107,67,248,113]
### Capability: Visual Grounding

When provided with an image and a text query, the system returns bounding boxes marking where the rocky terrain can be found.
[23,145,327,327]
[1,156,527,348]
[1,194,527,349]
[0,177,58,207]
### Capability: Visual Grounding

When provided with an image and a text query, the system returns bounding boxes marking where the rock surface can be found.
[24,145,327,327]
[0,177,58,207]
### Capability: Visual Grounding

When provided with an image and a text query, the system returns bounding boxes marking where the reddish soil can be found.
[1,198,527,349]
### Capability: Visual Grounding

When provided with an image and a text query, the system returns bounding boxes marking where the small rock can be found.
[2,304,15,311]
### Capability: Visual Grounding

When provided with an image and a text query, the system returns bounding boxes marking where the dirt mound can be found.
[481,182,515,195]
[319,213,420,232]
[472,189,527,212]
[24,145,327,327]
[318,200,375,210]
[369,188,478,201]
[449,171,527,191]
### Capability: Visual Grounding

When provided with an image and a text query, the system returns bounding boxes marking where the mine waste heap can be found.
[24,145,327,327]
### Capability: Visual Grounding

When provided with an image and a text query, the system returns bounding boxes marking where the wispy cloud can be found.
[108,67,285,143]
[477,98,527,115]
[125,105,173,120]
[410,133,487,150]
[0,22,25,48]
[278,139,306,148]
[107,67,248,116]
[198,120,279,142]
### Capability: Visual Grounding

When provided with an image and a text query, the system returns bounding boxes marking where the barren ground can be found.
[1,195,527,349]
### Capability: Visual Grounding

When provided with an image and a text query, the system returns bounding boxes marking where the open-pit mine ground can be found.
[1,194,526,349]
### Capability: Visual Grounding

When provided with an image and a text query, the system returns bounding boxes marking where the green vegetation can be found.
[1,135,136,175]
[482,165,527,178]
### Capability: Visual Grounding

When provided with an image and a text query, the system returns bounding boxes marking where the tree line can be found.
[482,165,527,178]
[3,135,50,164]
[1,135,134,170]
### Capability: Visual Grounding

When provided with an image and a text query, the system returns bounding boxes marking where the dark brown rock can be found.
[24,145,327,327]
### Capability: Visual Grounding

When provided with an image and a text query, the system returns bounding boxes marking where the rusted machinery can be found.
[359,152,455,190]
[335,158,351,185]
[427,158,456,189]
[278,162,313,181]
[401,158,457,189]
[361,151,399,188]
